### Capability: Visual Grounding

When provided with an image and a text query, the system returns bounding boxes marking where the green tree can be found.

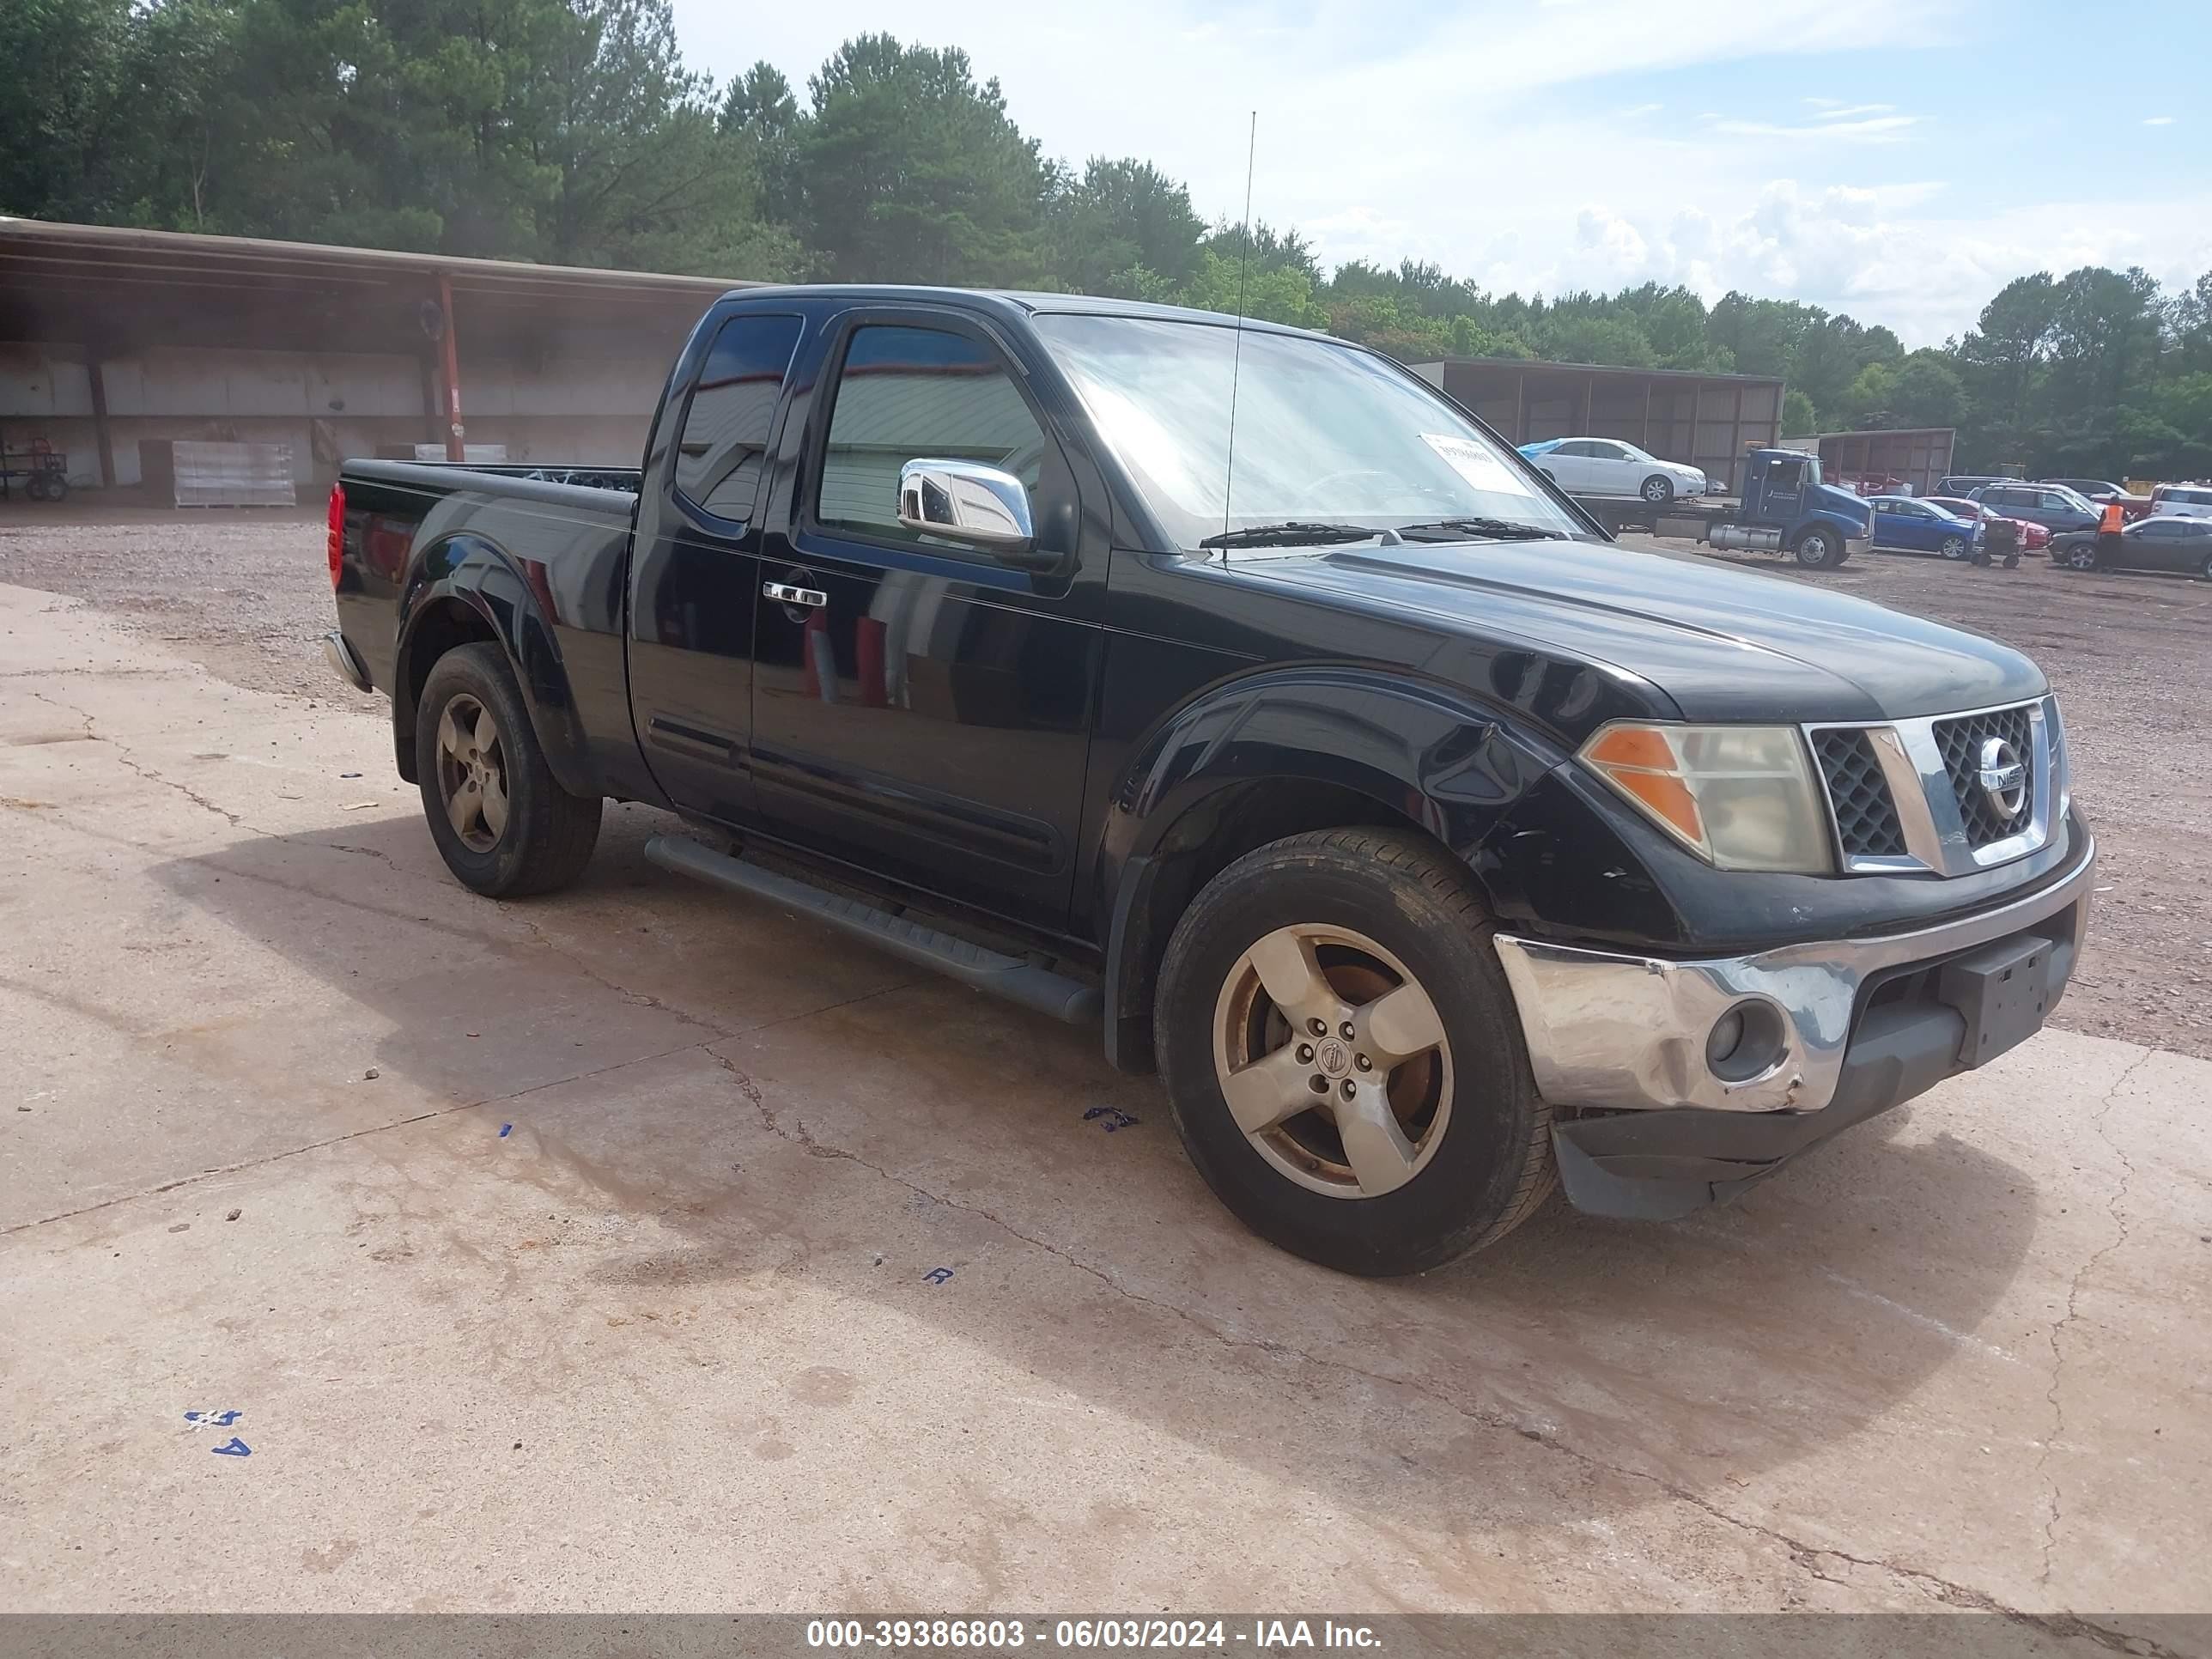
[796,34,1046,285]
[1044,156,1205,296]
[1782,389,1819,436]
[719,60,802,226]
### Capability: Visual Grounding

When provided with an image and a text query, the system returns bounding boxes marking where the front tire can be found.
[1641,474,1675,505]
[1939,534,1969,561]
[2062,542,2100,572]
[415,642,602,897]
[1794,526,1843,568]
[1154,829,1553,1277]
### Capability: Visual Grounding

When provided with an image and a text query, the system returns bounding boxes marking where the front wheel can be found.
[2062,542,2100,572]
[415,642,602,897]
[1640,474,1675,505]
[1794,526,1843,568]
[2199,550,2212,580]
[1154,829,1553,1277]
[1939,534,1969,561]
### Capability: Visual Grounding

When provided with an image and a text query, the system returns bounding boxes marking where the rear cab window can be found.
[674,313,805,525]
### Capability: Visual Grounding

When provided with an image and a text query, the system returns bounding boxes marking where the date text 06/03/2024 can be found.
[803,1618,1385,1649]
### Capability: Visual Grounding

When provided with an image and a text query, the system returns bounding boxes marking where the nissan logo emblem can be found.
[1978,737,2027,819]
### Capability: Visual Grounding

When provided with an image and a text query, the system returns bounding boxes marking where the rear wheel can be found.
[1640,474,1675,505]
[1154,829,1553,1277]
[415,642,601,897]
[2199,550,2212,580]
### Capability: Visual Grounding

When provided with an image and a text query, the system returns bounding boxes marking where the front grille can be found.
[1934,703,2036,846]
[1812,728,1908,859]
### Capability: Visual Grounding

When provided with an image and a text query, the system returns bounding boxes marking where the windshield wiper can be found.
[1197,520,1387,550]
[1392,516,1566,543]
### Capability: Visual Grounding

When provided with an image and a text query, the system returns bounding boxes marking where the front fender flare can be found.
[1093,666,1559,1072]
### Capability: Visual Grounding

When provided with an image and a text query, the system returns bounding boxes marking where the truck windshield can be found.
[1033,314,1587,550]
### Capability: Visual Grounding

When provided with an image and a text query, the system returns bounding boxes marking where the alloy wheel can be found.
[435,693,510,853]
[1211,924,1453,1199]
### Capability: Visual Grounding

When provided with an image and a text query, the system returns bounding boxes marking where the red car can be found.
[1928,495,2050,552]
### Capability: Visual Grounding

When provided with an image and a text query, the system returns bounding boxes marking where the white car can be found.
[2151,484,2212,521]
[1528,437,1707,503]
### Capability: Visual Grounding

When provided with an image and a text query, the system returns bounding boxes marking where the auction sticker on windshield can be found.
[1421,433,1534,496]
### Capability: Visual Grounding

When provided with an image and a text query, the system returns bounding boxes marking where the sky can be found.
[672,0,2212,347]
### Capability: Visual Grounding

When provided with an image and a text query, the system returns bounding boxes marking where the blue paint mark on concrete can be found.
[923,1267,954,1285]
[499,1123,513,1138]
[210,1437,252,1456]
[184,1410,242,1425]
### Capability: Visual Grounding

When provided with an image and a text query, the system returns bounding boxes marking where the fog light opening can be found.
[1705,1000,1786,1083]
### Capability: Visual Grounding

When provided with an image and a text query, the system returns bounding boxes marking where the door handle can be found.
[763,581,827,608]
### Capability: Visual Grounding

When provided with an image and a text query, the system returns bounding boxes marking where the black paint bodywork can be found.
[331,286,2082,1073]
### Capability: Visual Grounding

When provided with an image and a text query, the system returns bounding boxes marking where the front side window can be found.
[674,313,804,523]
[1034,314,1585,549]
[817,325,1049,544]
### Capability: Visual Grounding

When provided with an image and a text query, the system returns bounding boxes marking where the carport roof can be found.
[0,218,759,357]
[1413,355,1784,387]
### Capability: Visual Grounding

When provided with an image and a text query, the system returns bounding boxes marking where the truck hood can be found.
[1235,538,2046,726]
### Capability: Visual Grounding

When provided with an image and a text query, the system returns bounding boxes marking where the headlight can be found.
[1579,722,1834,873]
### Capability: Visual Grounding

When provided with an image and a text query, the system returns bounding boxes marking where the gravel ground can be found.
[3,504,2202,1058]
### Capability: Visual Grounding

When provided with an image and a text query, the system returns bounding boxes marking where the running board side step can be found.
[643,834,1102,1024]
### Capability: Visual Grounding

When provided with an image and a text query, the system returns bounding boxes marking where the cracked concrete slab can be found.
[1,582,2208,1642]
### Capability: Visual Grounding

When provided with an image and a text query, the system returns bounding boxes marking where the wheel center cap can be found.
[1316,1038,1351,1078]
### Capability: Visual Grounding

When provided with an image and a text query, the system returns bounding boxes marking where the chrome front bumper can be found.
[1493,837,2096,1117]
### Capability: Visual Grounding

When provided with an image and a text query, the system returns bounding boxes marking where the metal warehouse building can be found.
[1412,356,1785,495]
[0,219,756,496]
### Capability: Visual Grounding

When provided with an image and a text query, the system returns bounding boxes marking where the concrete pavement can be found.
[1,581,2206,1638]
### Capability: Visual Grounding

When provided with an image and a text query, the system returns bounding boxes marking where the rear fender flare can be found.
[392,534,594,798]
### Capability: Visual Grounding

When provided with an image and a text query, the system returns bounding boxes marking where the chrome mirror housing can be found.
[897,459,1035,550]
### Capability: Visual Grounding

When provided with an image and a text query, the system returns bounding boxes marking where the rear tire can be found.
[1640,474,1675,505]
[2200,550,2212,580]
[1154,829,1554,1277]
[415,642,602,897]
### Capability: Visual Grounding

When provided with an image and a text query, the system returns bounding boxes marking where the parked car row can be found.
[2049,515,2212,578]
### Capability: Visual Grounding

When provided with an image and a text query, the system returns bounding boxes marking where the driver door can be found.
[749,309,1102,933]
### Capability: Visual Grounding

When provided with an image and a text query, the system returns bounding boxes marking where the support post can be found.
[438,272,465,462]
[1730,383,1745,495]
[87,355,115,488]
[1514,373,1525,443]
[1641,380,1653,453]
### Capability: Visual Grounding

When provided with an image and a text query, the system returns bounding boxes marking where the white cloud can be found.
[1553,182,2212,343]
[1709,113,1922,142]
[2144,115,2176,125]
[671,0,2204,342]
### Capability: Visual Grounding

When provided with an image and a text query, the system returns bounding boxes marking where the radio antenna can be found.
[1218,111,1257,553]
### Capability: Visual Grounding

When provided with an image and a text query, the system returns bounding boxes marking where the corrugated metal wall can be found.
[0,342,668,489]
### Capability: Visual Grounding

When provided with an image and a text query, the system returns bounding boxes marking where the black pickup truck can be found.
[325,288,2095,1275]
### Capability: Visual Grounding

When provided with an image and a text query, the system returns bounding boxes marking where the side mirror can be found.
[897,459,1040,560]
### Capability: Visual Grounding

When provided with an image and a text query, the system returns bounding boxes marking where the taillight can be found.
[326,483,346,588]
